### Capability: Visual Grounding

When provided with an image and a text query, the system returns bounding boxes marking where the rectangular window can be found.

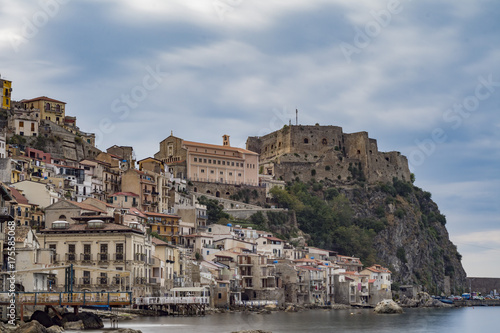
[208,159,211,164]
[201,169,205,173]
[222,161,225,165]
[231,162,234,166]
[229,172,232,176]
[19,121,24,127]
[210,170,214,174]
[68,244,75,253]
[194,157,197,162]
[204,159,207,163]
[31,123,35,131]
[220,171,223,175]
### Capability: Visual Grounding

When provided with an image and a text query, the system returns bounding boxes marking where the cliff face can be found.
[341,182,466,294]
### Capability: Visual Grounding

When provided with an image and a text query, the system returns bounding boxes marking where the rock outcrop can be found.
[374,299,404,314]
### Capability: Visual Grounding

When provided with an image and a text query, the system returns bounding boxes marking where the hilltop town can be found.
[0,76,465,322]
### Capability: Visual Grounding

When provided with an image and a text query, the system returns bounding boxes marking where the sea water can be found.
[67,307,498,333]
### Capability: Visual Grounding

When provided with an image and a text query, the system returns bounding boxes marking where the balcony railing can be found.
[80,253,93,262]
[135,277,147,284]
[80,277,92,285]
[66,253,76,262]
[98,253,109,262]
[97,277,108,285]
[114,253,124,262]
[0,206,15,221]
[111,277,122,285]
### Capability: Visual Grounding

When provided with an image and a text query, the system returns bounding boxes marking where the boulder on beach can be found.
[374,299,404,314]
[30,310,54,328]
[13,320,47,333]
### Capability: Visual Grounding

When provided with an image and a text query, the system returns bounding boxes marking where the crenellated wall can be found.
[247,125,411,184]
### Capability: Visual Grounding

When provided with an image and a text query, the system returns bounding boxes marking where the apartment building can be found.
[39,219,155,297]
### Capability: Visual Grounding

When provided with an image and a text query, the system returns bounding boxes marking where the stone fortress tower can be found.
[246,124,411,184]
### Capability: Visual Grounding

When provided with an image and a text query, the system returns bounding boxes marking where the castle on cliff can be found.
[246,124,411,184]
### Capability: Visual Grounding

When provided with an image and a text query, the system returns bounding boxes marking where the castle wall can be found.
[247,125,411,184]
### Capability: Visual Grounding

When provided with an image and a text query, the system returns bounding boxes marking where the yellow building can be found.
[146,212,181,245]
[9,186,44,228]
[0,76,12,109]
[21,96,66,125]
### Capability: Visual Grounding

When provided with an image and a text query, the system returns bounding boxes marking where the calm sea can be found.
[69,307,498,333]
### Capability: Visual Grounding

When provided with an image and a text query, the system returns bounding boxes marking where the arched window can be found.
[45,103,50,111]
[304,138,309,144]
[322,138,327,145]
[58,215,67,221]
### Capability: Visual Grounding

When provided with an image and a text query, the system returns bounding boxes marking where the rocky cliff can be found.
[341,180,466,294]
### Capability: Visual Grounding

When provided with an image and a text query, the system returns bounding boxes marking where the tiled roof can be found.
[183,140,258,155]
[264,236,283,242]
[9,186,30,205]
[144,212,180,218]
[113,192,139,197]
[297,265,322,271]
[21,96,66,104]
[71,201,106,213]
[152,237,169,245]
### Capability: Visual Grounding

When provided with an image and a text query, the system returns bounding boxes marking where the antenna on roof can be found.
[296,109,298,125]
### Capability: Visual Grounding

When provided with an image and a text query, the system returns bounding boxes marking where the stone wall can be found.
[189,181,267,207]
[467,277,500,295]
[247,124,411,184]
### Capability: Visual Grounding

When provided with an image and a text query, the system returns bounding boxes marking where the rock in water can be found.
[63,320,84,330]
[78,311,104,329]
[30,310,54,328]
[13,320,47,333]
[46,326,64,333]
[374,299,404,314]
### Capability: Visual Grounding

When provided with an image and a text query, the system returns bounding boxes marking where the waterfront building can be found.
[39,219,155,297]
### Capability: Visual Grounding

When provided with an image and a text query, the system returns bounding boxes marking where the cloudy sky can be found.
[1,0,499,277]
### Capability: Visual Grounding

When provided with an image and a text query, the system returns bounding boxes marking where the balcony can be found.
[66,253,77,262]
[80,253,93,262]
[148,277,158,284]
[143,189,151,194]
[114,253,124,262]
[79,277,92,286]
[135,277,147,284]
[135,253,146,262]
[142,201,151,206]
[0,206,15,221]
[97,277,109,285]
[98,253,109,262]
[111,277,122,285]
[152,191,159,195]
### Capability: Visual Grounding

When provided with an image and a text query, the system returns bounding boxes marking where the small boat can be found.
[439,298,453,304]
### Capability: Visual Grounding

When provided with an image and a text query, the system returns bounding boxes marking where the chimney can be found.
[222,134,230,146]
